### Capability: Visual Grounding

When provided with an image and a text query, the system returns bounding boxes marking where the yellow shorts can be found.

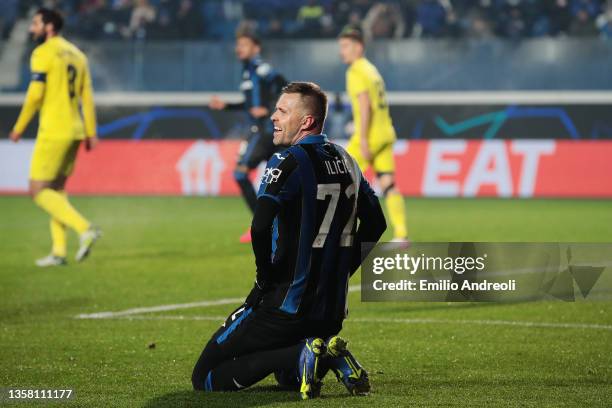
[29,138,81,181]
[346,137,395,174]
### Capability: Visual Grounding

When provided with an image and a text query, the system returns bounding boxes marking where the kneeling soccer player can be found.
[191,82,386,399]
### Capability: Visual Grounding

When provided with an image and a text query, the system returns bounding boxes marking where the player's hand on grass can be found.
[249,106,269,118]
[85,136,99,151]
[9,131,21,142]
[209,96,226,110]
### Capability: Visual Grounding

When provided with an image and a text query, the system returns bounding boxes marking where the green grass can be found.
[0,196,611,407]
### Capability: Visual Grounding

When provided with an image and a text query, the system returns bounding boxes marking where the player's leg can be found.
[202,341,305,392]
[192,305,321,392]
[199,336,332,399]
[374,143,408,241]
[192,304,265,390]
[234,137,261,215]
[49,179,68,262]
[30,140,100,262]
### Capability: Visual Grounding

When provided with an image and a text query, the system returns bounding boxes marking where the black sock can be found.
[234,170,258,214]
[208,342,304,391]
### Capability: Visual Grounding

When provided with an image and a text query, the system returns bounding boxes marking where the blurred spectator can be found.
[442,8,464,37]
[363,2,405,40]
[416,0,448,37]
[264,17,285,38]
[176,0,204,39]
[596,0,612,38]
[0,0,19,40]
[570,8,599,35]
[498,6,527,39]
[297,0,325,36]
[571,0,602,18]
[128,0,157,39]
[547,0,573,35]
[4,0,610,41]
[466,10,494,38]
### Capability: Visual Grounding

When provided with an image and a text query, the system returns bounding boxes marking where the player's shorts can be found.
[29,138,81,181]
[237,128,278,170]
[346,136,395,174]
[192,303,342,390]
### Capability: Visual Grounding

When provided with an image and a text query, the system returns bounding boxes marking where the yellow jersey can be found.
[346,57,395,144]
[13,36,96,140]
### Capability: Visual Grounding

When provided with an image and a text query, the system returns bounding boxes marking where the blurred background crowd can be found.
[1,0,612,42]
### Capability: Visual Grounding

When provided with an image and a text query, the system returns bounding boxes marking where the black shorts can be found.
[192,304,342,390]
[237,130,278,169]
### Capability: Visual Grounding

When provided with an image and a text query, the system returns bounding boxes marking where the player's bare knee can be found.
[29,181,47,199]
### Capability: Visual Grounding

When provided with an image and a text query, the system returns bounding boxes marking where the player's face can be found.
[338,38,363,64]
[29,14,46,42]
[235,37,260,61]
[271,93,308,146]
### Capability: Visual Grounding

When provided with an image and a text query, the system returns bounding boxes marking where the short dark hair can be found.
[36,8,64,33]
[281,82,328,129]
[338,24,364,44]
[236,30,261,47]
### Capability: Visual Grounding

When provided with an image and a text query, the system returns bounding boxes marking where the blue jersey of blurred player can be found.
[192,82,386,399]
[209,31,287,243]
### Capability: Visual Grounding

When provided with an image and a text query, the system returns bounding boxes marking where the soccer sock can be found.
[34,188,90,235]
[50,191,68,258]
[50,217,67,258]
[385,189,408,239]
[234,170,258,214]
[207,342,303,391]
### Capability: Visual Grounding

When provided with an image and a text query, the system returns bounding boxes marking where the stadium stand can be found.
[2,0,612,41]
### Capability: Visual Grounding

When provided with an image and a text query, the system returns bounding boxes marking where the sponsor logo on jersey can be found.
[262,167,282,184]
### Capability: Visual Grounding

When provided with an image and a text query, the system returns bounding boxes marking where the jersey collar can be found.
[295,134,329,145]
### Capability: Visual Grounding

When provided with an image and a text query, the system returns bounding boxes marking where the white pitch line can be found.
[74,284,361,319]
[350,317,612,331]
[95,314,612,331]
[74,298,244,319]
[114,315,228,322]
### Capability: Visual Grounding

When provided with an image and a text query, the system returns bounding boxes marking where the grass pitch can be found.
[0,196,611,407]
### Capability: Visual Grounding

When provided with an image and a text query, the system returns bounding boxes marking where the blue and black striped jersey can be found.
[251,134,386,322]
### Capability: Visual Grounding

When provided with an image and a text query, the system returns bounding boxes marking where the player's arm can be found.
[81,58,99,150]
[250,154,299,286]
[209,96,245,111]
[356,91,372,161]
[224,100,246,110]
[348,69,372,160]
[349,176,386,276]
[10,50,48,141]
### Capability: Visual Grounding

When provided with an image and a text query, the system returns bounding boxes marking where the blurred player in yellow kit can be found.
[338,25,408,242]
[9,8,101,267]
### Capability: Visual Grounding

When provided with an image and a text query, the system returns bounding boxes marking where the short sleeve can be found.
[257,151,300,204]
[30,48,50,82]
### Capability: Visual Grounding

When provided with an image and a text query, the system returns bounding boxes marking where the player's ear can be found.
[302,115,316,131]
